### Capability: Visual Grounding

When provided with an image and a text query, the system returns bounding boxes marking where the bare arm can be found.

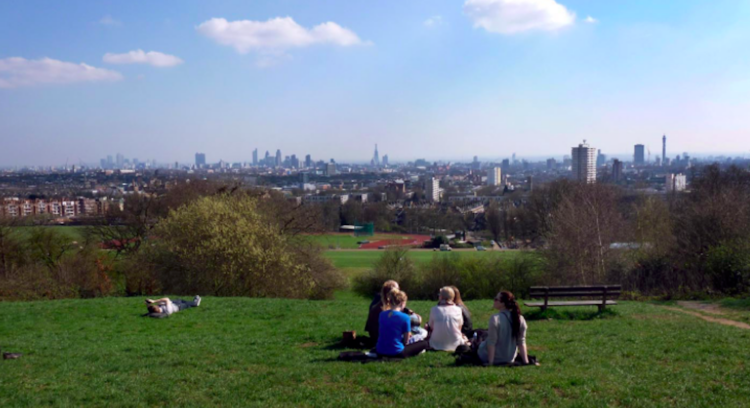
[146,297,170,305]
[403,332,411,345]
[517,344,529,365]
[486,344,496,365]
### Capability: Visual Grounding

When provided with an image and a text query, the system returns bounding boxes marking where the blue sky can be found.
[2,0,750,166]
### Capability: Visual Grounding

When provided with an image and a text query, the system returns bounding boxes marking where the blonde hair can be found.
[439,286,455,303]
[381,280,399,308]
[384,289,408,310]
[449,286,464,306]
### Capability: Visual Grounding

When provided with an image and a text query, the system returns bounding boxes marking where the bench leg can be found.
[598,305,605,313]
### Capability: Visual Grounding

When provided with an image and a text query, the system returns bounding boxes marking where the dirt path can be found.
[676,301,726,315]
[662,306,750,330]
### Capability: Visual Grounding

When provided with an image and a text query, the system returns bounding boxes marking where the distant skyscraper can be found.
[382,154,389,166]
[612,159,624,183]
[426,177,440,202]
[487,167,502,186]
[501,159,510,174]
[264,151,270,166]
[596,150,607,167]
[634,144,645,165]
[291,154,299,169]
[373,144,380,166]
[572,140,596,184]
[305,154,312,168]
[662,135,667,166]
[116,153,124,168]
[275,150,282,167]
[546,158,557,169]
[325,162,337,176]
[252,149,258,166]
[195,153,206,167]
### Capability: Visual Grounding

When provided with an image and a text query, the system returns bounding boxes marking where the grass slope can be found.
[1,297,749,407]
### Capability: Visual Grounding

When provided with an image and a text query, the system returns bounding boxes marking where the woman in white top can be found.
[478,291,529,365]
[428,287,468,351]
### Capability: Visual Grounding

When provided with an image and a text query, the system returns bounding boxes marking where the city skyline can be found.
[3,0,750,166]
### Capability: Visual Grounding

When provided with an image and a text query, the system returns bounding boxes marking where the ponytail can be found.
[380,280,399,310]
[384,289,408,311]
[499,291,522,339]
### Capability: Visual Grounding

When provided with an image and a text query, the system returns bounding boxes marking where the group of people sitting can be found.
[363,280,529,365]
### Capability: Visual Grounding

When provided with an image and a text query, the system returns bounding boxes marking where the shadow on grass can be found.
[525,307,618,321]
[720,298,750,310]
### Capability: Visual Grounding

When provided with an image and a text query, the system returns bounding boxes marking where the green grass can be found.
[11,226,87,242]
[720,297,750,310]
[1,297,749,407]
[323,250,526,277]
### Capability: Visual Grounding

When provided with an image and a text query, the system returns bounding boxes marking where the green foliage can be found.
[351,248,419,296]
[353,250,541,300]
[705,241,750,295]
[0,225,115,301]
[147,194,345,299]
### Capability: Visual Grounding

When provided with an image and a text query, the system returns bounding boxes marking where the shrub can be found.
[353,251,541,300]
[146,194,344,299]
[705,241,750,295]
[352,248,419,297]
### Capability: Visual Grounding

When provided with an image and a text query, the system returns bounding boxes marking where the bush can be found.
[353,251,541,300]
[705,241,750,295]
[352,248,419,297]
[146,194,345,299]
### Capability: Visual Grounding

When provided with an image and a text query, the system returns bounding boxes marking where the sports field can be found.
[1,297,749,407]
[323,250,524,276]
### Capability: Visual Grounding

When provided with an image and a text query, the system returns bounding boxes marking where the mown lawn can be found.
[323,250,529,277]
[1,296,749,407]
[11,225,86,242]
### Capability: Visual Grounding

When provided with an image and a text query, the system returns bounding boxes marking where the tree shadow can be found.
[525,308,618,321]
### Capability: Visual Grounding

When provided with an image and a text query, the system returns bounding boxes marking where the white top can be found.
[161,300,179,316]
[428,304,465,351]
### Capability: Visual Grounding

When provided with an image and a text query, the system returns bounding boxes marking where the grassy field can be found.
[323,250,526,276]
[10,225,87,242]
[1,297,749,407]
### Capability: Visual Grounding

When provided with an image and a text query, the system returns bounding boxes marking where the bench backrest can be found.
[529,285,621,299]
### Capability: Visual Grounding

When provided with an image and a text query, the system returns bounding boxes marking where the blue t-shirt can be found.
[376,310,411,356]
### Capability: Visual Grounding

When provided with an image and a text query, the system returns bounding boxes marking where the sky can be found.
[2,0,750,166]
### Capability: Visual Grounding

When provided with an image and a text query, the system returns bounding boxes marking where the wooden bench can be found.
[526,285,621,312]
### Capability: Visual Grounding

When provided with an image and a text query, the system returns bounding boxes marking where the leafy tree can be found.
[146,194,344,299]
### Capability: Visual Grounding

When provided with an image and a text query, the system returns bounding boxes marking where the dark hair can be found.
[499,291,522,339]
[449,286,464,306]
[147,304,161,314]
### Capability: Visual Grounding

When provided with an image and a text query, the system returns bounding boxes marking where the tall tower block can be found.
[662,135,667,166]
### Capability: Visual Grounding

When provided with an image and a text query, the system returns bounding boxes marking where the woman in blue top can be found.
[376,289,429,358]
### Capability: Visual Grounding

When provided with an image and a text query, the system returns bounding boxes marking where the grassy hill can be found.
[1,296,749,407]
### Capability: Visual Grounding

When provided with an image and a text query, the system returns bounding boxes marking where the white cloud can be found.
[585,16,598,24]
[0,57,123,89]
[463,0,576,34]
[99,15,122,26]
[196,17,368,54]
[424,16,443,27]
[103,50,184,67]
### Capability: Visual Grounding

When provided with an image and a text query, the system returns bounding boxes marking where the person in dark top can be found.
[450,285,473,337]
[376,289,429,358]
[365,280,399,342]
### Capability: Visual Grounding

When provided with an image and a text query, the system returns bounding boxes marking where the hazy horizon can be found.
[2,0,750,166]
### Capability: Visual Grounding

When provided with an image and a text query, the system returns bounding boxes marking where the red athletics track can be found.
[358,234,432,249]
